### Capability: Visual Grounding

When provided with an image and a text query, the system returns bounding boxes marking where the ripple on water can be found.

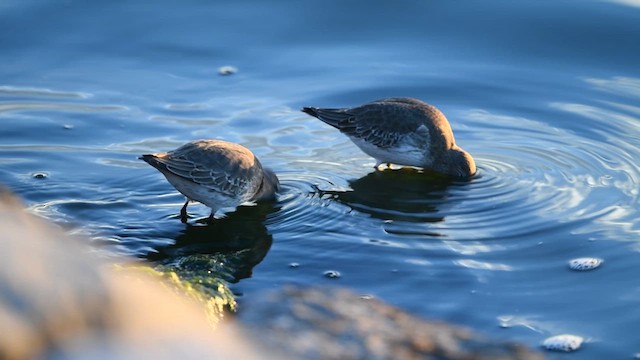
[0,85,92,99]
[267,172,348,233]
[441,107,640,243]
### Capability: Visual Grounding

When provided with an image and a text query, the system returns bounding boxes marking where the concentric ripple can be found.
[450,106,640,245]
[267,172,351,236]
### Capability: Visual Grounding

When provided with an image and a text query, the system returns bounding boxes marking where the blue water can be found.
[2,1,640,357]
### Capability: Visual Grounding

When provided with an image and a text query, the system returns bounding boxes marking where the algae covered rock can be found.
[120,261,237,325]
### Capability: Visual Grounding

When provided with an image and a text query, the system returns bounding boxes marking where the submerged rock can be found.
[122,263,236,325]
[239,286,543,360]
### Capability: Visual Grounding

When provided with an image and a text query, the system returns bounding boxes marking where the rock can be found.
[0,186,263,360]
[239,286,543,360]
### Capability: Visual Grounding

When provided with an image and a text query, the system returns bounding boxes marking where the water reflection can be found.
[584,76,640,98]
[319,168,454,223]
[146,203,276,282]
[606,0,640,9]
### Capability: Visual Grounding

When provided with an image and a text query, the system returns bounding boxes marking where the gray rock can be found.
[239,286,543,360]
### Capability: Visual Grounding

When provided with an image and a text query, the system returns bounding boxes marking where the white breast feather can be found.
[349,137,427,167]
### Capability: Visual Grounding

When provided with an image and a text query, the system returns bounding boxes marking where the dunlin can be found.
[140,140,279,222]
[302,97,476,178]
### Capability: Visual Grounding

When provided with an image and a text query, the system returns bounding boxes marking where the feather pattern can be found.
[140,139,279,220]
[302,97,476,178]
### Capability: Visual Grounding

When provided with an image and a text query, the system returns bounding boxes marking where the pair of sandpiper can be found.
[141,97,476,222]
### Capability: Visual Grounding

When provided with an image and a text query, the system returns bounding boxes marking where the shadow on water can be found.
[145,202,277,282]
[319,168,456,223]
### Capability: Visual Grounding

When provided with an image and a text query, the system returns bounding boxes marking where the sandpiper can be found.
[302,97,476,178]
[140,140,279,222]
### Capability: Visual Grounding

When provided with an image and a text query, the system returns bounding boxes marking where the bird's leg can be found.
[180,199,189,223]
[208,212,215,223]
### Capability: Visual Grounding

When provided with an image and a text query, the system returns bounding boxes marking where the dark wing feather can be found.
[302,107,357,133]
[304,101,425,149]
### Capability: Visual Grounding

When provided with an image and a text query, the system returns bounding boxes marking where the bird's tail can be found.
[139,154,155,163]
[139,154,167,172]
[301,107,319,118]
[301,107,351,130]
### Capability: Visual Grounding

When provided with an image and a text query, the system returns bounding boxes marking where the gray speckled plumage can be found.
[302,97,476,178]
[140,140,279,221]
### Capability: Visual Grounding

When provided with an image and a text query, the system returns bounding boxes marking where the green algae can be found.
[116,257,237,325]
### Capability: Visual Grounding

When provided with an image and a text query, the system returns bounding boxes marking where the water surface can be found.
[1,1,640,357]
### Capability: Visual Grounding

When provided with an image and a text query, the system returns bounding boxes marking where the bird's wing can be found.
[146,142,260,197]
[305,102,425,149]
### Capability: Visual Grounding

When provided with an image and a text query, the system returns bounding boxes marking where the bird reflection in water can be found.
[146,202,277,283]
[319,168,455,224]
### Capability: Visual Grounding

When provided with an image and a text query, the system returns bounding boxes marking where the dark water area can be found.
[2,0,640,357]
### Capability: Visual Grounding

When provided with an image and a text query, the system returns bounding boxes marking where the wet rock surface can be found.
[240,286,543,360]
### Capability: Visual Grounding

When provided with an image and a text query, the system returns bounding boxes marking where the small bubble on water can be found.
[497,315,513,328]
[218,65,237,75]
[542,334,583,352]
[568,257,603,271]
[63,124,74,130]
[360,294,374,300]
[289,262,300,269]
[323,270,341,279]
[32,172,48,179]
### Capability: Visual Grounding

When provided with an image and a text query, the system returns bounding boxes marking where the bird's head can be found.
[436,146,476,178]
[254,168,280,201]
